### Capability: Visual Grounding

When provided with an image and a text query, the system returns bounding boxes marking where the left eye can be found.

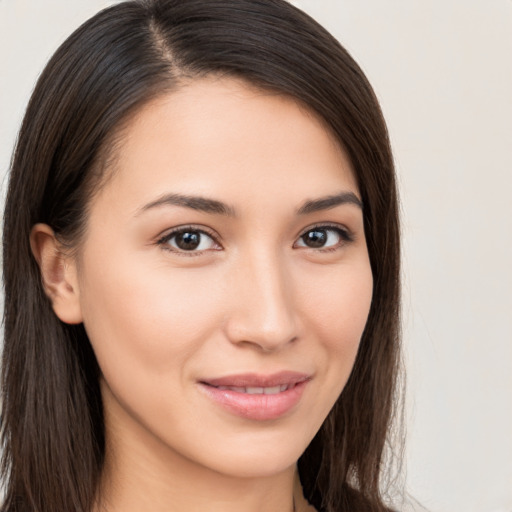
[162,229,218,252]
[295,227,348,249]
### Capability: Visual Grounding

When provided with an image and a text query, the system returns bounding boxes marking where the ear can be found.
[30,223,83,324]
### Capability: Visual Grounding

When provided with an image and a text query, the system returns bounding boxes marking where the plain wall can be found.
[1,1,511,511]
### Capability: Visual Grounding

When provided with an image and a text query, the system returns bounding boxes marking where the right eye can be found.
[158,227,220,254]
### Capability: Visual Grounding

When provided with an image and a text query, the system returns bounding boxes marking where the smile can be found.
[199,372,311,421]
[214,385,290,394]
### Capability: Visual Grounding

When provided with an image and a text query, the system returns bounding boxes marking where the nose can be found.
[223,250,299,352]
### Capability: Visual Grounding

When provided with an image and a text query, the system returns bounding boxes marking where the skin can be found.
[31,77,373,512]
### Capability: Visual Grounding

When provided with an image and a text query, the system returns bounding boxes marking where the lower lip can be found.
[199,381,308,421]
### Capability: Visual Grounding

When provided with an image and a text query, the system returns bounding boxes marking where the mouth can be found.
[213,384,292,394]
[198,371,311,421]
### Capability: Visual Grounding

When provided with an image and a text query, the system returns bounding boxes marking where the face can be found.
[73,77,373,478]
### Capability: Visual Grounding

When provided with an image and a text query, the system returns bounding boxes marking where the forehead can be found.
[94,77,358,212]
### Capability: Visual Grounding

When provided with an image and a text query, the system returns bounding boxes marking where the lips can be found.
[199,371,311,421]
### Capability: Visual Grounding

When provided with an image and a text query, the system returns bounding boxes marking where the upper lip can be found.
[200,371,311,388]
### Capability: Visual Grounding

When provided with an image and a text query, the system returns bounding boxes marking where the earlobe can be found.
[30,223,83,325]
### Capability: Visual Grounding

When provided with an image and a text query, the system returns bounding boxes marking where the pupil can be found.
[176,232,200,250]
[304,229,327,248]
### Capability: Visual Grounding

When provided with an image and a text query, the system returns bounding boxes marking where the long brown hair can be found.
[1,1,401,511]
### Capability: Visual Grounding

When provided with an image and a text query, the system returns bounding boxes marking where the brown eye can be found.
[295,226,350,249]
[174,232,201,250]
[162,229,218,252]
[301,229,328,248]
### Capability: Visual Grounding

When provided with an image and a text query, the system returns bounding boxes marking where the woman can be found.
[1,1,401,511]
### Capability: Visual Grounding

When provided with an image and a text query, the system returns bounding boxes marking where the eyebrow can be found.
[137,190,362,217]
[296,192,363,214]
[137,193,236,217]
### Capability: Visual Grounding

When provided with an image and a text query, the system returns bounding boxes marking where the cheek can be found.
[298,259,373,365]
[77,251,226,383]
[286,258,373,430]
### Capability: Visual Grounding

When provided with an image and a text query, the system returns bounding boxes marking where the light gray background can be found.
[1,1,511,511]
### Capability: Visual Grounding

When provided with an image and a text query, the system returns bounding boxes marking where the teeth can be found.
[215,385,290,394]
[246,387,264,394]
[263,386,281,395]
[217,386,245,392]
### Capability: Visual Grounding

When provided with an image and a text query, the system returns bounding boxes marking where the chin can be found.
[205,450,300,479]
[183,426,315,479]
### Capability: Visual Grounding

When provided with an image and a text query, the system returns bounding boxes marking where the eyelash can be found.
[156,223,354,256]
[297,223,355,252]
[157,225,221,257]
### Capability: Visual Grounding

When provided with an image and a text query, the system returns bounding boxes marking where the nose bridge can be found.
[225,245,298,351]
